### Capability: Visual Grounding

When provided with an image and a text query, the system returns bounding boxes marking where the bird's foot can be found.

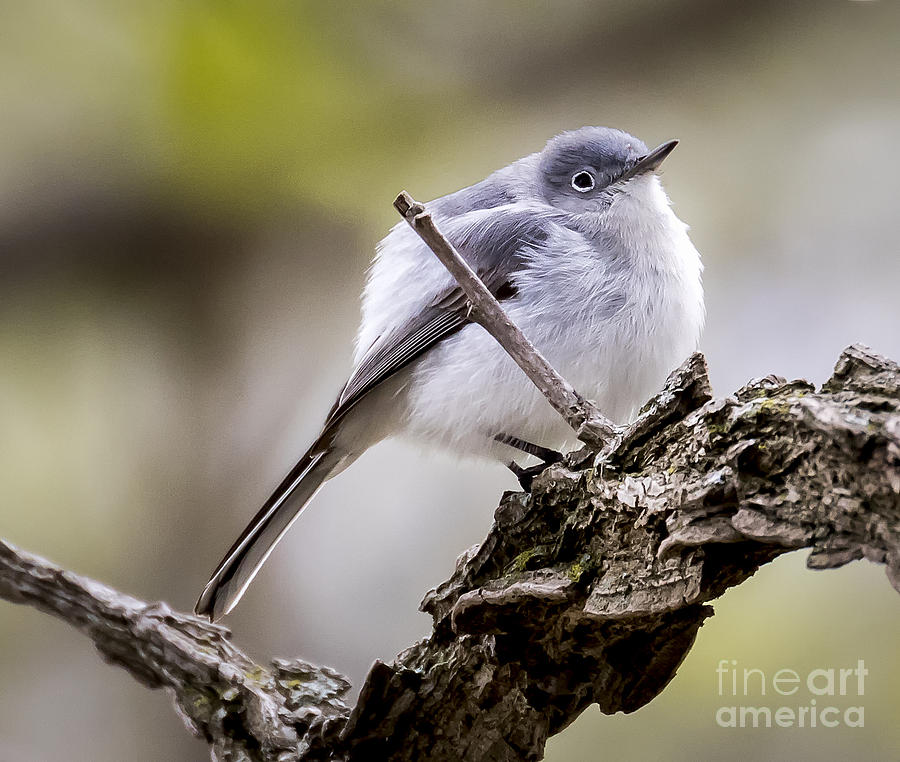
[496,433,563,490]
[506,461,548,490]
[494,433,563,463]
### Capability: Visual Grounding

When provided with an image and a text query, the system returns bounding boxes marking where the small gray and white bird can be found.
[195,126,705,620]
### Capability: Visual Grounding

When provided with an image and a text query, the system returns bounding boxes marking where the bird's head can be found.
[537,126,677,223]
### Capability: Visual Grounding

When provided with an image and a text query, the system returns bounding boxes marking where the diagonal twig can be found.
[393,191,618,449]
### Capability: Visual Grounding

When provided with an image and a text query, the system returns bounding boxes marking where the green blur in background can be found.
[1,1,898,760]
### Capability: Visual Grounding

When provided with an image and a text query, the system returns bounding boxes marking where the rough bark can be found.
[1,343,898,761]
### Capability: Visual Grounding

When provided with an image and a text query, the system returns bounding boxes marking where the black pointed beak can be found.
[621,139,678,181]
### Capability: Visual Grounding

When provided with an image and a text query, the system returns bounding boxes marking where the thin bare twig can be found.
[393,191,618,448]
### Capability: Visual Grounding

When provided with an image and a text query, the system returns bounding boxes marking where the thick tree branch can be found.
[393,191,617,448]
[0,539,351,760]
[2,344,898,761]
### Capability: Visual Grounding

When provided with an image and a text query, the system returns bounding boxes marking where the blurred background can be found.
[1,0,898,760]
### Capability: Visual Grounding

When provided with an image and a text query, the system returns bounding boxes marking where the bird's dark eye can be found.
[571,170,595,193]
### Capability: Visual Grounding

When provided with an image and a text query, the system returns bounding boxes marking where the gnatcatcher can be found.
[195,126,705,620]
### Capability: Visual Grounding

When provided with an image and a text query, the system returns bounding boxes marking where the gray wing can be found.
[324,206,558,429]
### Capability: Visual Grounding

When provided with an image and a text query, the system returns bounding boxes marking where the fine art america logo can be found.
[715,659,867,728]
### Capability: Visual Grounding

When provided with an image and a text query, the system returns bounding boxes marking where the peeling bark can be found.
[1,344,898,761]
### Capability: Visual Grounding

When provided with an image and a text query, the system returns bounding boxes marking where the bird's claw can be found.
[506,458,560,491]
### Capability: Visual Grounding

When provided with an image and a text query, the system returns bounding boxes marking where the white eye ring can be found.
[571,170,595,193]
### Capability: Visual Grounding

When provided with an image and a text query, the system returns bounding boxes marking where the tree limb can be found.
[0,539,351,760]
[2,344,898,761]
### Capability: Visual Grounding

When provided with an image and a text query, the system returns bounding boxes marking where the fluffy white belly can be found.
[400,263,702,460]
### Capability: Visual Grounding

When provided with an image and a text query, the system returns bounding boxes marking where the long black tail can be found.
[195,441,341,621]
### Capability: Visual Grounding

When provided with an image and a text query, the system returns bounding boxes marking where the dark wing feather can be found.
[337,307,466,406]
[324,205,558,430]
[324,268,510,429]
